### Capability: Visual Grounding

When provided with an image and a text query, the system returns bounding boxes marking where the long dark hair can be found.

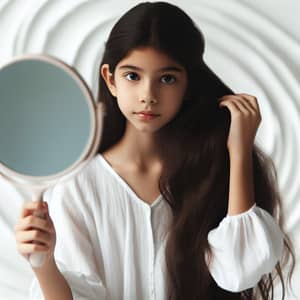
[97,2,295,299]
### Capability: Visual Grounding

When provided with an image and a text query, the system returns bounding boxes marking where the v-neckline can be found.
[97,153,163,209]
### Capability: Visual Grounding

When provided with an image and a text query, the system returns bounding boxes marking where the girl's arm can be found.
[29,179,107,300]
[218,93,261,215]
[15,200,74,299]
[32,257,73,300]
[206,94,284,292]
[227,152,255,216]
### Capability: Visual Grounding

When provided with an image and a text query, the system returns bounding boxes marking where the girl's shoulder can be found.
[44,154,108,202]
[71,153,111,189]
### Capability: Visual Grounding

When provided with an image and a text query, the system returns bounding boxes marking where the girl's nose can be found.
[139,81,158,104]
[140,97,158,104]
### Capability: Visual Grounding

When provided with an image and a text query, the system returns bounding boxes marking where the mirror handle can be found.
[28,188,47,268]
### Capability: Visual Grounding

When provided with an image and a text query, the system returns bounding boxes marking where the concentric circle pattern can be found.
[0,1,299,299]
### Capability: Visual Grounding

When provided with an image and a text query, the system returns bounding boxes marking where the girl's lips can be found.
[135,112,159,120]
[135,111,159,116]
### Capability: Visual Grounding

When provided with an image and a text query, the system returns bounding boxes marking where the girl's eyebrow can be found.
[118,64,184,73]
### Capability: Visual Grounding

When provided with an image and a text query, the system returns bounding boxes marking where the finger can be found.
[220,94,257,105]
[231,97,256,114]
[237,93,258,103]
[238,96,262,121]
[219,99,242,114]
[236,94,259,111]
[219,95,261,120]
[17,242,50,254]
[15,213,52,233]
[20,201,47,218]
[16,229,51,246]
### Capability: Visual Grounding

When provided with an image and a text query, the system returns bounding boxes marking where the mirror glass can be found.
[0,57,93,177]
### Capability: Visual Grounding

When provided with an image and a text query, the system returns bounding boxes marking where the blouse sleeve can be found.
[29,177,107,300]
[205,203,284,292]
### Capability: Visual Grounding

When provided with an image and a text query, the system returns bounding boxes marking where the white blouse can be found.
[29,153,284,300]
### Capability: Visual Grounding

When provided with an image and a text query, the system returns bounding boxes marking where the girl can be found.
[14,2,295,299]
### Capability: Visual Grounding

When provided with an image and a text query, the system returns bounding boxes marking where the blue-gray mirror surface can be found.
[0,58,92,177]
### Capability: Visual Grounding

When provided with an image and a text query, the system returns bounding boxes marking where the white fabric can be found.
[29,153,284,299]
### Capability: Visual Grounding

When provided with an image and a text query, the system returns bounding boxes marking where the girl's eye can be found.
[125,72,139,81]
[124,72,176,84]
[161,75,176,84]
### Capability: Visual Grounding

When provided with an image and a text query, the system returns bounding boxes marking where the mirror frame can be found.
[0,53,104,188]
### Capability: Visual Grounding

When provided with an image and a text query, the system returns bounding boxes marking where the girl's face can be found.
[101,47,188,133]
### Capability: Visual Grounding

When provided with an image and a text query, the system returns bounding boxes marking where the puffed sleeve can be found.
[205,203,284,292]
[29,177,107,300]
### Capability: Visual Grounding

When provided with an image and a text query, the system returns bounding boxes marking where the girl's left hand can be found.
[218,93,262,157]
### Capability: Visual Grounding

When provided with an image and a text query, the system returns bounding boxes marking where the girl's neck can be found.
[107,122,163,172]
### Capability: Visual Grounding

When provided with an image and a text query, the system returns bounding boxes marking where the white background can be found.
[0,1,299,299]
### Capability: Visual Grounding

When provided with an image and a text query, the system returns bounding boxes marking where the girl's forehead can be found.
[116,47,185,72]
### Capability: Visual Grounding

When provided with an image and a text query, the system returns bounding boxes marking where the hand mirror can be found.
[0,54,104,268]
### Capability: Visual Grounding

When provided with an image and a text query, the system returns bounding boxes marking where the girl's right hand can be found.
[14,200,56,267]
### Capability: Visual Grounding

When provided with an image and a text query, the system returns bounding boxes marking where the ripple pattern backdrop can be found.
[0,1,299,299]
